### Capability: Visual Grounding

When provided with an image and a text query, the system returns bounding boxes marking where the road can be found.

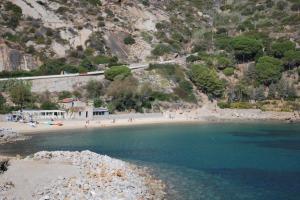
[0,60,178,81]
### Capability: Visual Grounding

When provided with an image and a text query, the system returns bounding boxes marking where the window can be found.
[79,112,81,116]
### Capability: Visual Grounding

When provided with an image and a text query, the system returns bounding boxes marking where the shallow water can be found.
[1,122,300,200]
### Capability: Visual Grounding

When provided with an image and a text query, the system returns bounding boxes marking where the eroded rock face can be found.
[0,40,40,72]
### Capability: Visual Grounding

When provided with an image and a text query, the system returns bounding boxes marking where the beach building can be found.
[93,107,109,117]
[60,98,109,119]
[11,110,66,121]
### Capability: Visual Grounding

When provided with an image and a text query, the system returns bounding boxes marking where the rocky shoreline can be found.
[0,151,166,200]
[0,128,29,144]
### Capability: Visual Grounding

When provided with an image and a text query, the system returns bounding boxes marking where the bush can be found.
[40,101,59,110]
[186,55,201,63]
[230,36,263,62]
[124,35,136,45]
[151,44,172,56]
[230,102,254,109]
[223,67,235,76]
[58,91,72,100]
[217,102,231,109]
[93,99,103,107]
[276,1,288,10]
[104,66,131,81]
[255,56,283,85]
[175,80,197,102]
[86,0,101,6]
[85,80,103,99]
[4,2,22,28]
[189,64,224,98]
[91,55,118,64]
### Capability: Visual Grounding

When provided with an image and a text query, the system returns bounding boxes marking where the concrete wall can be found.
[30,75,105,93]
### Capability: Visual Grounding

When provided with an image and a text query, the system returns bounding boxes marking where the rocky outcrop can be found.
[0,151,166,200]
[0,128,27,144]
[0,40,40,72]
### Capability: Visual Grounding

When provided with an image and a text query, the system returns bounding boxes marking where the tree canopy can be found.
[255,56,283,85]
[189,64,224,98]
[9,81,32,109]
[270,40,296,58]
[230,36,263,62]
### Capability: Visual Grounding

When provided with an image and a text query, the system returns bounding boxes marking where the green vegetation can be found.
[124,35,136,45]
[230,36,263,62]
[270,40,296,58]
[4,2,22,28]
[85,80,103,99]
[58,91,72,100]
[255,56,283,85]
[283,50,300,68]
[85,0,101,6]
[151,44,172,56]
[189,64,224,98]
[104,66,131,81]
[9,81,32,109]
[223,67,235,76]
[40,101,59,110]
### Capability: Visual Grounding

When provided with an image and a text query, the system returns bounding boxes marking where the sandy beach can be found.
[0,108,299,136]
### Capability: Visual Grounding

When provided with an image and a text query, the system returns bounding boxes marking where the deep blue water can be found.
[1,122,300,200]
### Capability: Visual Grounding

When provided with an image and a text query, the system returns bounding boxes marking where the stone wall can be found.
[30,75,105,93]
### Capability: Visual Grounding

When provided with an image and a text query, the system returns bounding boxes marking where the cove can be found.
[1,122,300,200]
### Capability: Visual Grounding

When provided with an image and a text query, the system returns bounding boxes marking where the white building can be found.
[12,110,66,121]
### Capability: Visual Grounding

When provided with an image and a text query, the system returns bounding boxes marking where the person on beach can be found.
[85,120,90,128]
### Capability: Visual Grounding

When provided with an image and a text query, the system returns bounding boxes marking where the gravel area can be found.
[0,151,166,200]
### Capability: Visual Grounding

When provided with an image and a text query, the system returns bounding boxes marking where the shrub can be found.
[4,2,22,28]
[40,101,59,110]
[223,67,235,76]
[291,3,300,12]
[124,35,136,45]
[93,99,103,107]
[87,0,101,6]
[176,80,197,102]
[217,102,231,109]
[80,58,96,71]
[91,55,118,64]
[186,55,201,63]
[189,64,224,98]
[255,56,283,85]
[230,102,254,109]
[58,91,72,100]
[276,1,288,10]
[104,66,131,81]
[151,44,172,56]
[85,80,103,99]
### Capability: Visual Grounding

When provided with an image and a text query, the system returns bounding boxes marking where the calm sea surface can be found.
[1,122,300,200]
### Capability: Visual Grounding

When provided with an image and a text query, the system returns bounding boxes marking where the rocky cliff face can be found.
[0,0,171,72]
[0,39,40,71]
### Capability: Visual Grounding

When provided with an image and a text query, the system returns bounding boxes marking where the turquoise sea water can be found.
[1,122,300,200]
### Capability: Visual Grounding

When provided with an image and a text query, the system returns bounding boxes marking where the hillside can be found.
[0,0,299,113]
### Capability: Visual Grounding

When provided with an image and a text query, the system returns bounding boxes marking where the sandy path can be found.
[0,159,80,199]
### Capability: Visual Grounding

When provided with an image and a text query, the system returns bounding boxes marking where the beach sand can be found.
[0,108,298,136]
